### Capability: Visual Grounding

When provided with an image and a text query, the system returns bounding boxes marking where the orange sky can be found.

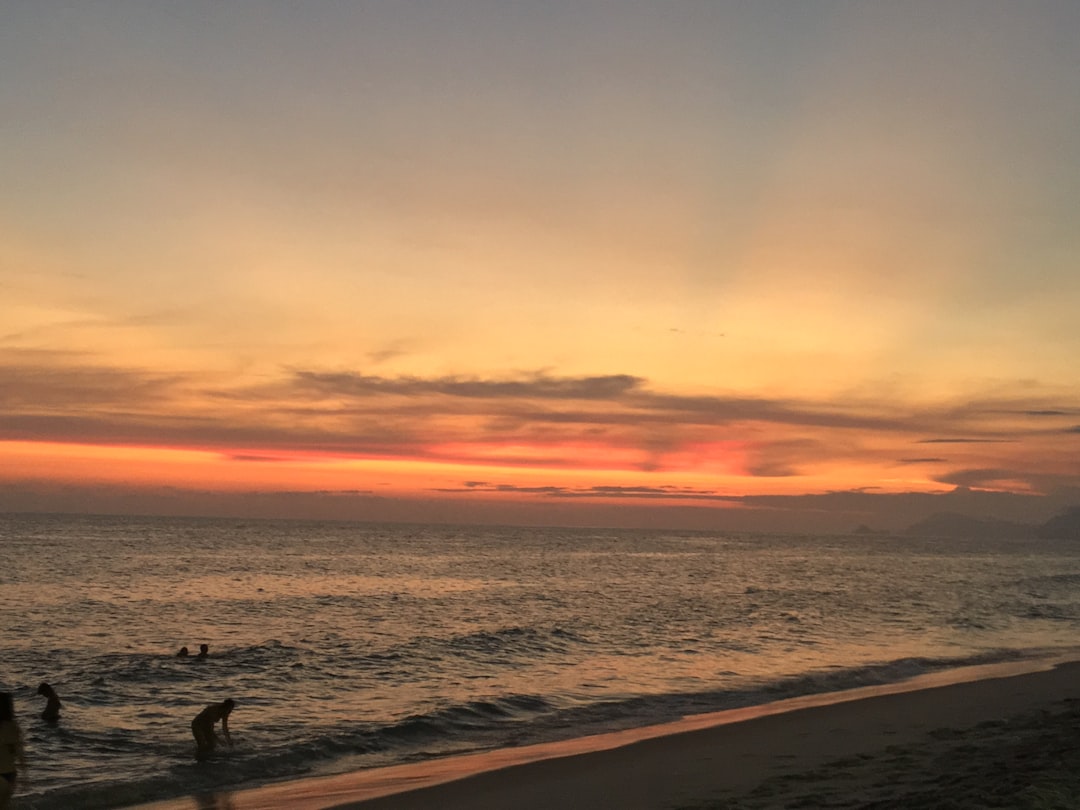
[2,3,1079,530]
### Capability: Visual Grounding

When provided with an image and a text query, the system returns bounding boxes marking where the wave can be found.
[23,690,559,810]
[329,625,593,673]
[21,647,1055,810]
[434,625,589,659]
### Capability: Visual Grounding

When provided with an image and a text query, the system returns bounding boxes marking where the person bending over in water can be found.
[37,683,61,723]
[191,699,235,758]
[0,693,27,810]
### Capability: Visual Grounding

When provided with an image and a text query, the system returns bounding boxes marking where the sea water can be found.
[3,512,1080,809]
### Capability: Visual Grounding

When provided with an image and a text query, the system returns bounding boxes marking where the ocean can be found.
[3,512,1080,809]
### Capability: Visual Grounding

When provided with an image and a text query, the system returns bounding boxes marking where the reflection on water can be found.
[4,514,1080,809]
[195,793,236,810]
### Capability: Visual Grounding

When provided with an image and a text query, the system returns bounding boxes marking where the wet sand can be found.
[135,659,1080,810]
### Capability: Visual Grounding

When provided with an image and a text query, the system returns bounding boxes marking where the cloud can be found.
[288,370,644,400]
[933,468,1018,488]
[0,309,190,346]
[743,460,800,477]
[10,352,1070,446]
[365,339,419,366]
[931,468,1080,494]
[916,438,1012,444]
[741,438,826,478]
[3,351,1080,495]
[0,360,182,409]
[629,391,910,432]
[426,480,1080,530]
[433,482,738,502]
[277,369,948,440]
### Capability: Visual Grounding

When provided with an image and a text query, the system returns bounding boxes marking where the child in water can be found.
[37,683,61,723]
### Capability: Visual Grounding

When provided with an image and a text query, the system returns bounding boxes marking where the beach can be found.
[133,659,1080,810]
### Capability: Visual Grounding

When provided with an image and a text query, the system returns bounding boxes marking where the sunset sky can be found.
[2,1,1079,531]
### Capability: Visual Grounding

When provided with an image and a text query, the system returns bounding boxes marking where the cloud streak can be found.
[437,481,739,501]
[2,353,1079,495]
[289,370,644,400]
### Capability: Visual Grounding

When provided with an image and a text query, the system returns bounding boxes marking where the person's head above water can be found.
[198,644,209,656]
[177,646,189,656]
[37,682,61,721]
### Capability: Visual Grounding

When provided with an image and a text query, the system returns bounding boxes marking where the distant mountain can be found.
[1037,507,1080,540]
[904,511,1034,539]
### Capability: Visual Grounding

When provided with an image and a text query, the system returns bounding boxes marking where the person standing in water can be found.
[0,693,27,810]
[191,699,235,758]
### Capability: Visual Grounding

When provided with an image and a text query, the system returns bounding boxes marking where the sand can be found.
[135,658,1080,810]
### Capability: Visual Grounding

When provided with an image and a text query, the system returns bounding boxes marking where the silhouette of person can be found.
[191,698,235,758]
[197,644,209,658]
[37,683,61,723]
[0,693,27,810]
[177,646,190,657]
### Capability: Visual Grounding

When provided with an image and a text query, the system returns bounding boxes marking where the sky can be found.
[2,1,1079,531]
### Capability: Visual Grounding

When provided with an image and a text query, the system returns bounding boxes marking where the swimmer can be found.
[196,644,209,658]
[191,699,235,758]
[0,693,27,810]
[36,683,61,723]
[177,646,189,657]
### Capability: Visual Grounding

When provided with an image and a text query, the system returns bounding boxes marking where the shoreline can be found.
[131,655,1080,810]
